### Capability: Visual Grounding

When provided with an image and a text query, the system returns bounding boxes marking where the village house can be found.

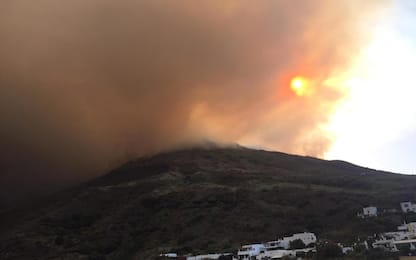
[372,222,416,252]
[159,253,233,260]
[162,232,317,260]
[186,253,233,260]
[372,237,416,253]
[342,246,353,255]
[237,233,316,260]
[338,243,354,255]
[264,232,316,251]
[256,248,316,260]
[237,244,265,260]
[278,232,316,249]
[382,222,416,241]
[372,237,399,252]
[252,233,317,259]
[401,202,416,213]
[158,253,186,260]
[256,249,295,259]
[358,206,378,218]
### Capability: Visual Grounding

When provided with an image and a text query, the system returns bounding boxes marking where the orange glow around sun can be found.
[290,76,309,96]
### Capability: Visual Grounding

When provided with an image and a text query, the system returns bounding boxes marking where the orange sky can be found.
[0,0,393,198]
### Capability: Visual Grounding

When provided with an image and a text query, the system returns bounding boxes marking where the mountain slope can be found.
[1,146,416,259]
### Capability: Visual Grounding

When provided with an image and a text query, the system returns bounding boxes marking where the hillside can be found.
[1,146,416,259]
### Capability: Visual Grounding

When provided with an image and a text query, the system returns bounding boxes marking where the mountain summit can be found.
[1,147,416,259]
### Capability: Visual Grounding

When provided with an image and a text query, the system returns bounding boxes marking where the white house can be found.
[397,222,416,238]
[400,202,416,213]
[264,240,284,251]
[372,222,416,252]
[263,232,316,251]
[337,244,353,255]
[372,237,398,252]
[256,249,295,260]
[187,253,233,260]
[256,248,316,260]
[237,244,265,260]
[341,246,353,255]
[358,206,377,218]
[159,253,179,259]
[279,232,317,249]
[372,237,416,253]
[383,231,410,241]
[382,222,416,241]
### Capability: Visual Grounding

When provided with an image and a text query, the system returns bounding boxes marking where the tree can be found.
[316,242,343,258]
[289,239,306,250]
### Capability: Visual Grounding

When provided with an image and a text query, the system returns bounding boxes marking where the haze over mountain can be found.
[1,146,415,259]
[0,0,390,202]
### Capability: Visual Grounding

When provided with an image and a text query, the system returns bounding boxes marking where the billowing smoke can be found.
[0,0,386,201]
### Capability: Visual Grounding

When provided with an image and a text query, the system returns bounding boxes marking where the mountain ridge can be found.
[1,146,416,259]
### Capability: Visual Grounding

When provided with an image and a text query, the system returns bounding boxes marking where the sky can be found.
[0,0,415,201]
[324,0,416,174]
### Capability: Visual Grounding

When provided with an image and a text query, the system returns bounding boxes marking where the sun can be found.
[290,76,308,96]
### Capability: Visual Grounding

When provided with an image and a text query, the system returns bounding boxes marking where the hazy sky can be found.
[324,0,416,174]
[1,0,415,200]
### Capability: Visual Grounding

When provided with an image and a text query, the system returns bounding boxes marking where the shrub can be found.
[316,242,343,258]
[289,239,306,249]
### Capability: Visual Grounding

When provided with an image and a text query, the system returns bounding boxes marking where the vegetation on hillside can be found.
[1,147,416,259]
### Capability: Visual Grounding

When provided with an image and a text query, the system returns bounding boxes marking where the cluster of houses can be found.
[159,201,416,259]
[358,201,416,218]
[237,232,317,260]
[159,232,317,260]
[356,201,416,254]
[371,221,416,252]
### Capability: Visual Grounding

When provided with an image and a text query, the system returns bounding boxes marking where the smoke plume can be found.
[0,0,386,200]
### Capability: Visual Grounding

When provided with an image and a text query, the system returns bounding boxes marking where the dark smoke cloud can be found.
[0,0,386,201]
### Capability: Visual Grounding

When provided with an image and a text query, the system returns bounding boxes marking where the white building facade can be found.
[358,206,378,218]
[400,202,416,213]
[237,233,316,260]
[187,253,233,260]
[237,244,265,260]
[278,232,317,249]
[372,222,416,252]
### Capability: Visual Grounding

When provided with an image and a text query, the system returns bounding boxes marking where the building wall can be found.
[400,202,416,213]
[279,233,316,249]
[363,206,377,216]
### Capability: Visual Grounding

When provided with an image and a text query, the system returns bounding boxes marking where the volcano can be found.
[1,146,416,259]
